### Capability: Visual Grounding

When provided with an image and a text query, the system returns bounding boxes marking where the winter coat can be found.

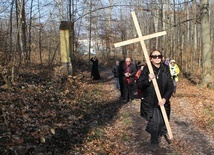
[119,62,136,85]
[112,65,119,78]
[90,58,100,80]
[137,63,174,121]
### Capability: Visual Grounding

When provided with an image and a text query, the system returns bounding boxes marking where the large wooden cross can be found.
[114,11,173,140]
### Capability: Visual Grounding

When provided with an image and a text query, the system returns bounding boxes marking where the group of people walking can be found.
[112,52,180,102]
[90,52,180,152]
[112,49,180,152]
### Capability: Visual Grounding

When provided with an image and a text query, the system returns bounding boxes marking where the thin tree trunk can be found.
[27,0,34,65]
[38,0,42,65]
[15,0,23,67]
[9,0,15,62]
[153,0,159,49]
[21,0,27,64]
[200,0,213,86]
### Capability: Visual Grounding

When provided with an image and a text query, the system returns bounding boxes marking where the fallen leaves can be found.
[172,76,214,135]
[0,66,126,154]
[0,65,213,154]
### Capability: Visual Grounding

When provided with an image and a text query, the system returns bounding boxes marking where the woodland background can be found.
[0,0,214,154]
[0,0,214,87]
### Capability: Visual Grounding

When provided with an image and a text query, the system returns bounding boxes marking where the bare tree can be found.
[27,0,34,65]
[0,0,214,88]
[200,0,213,87]
[38,0,43,65]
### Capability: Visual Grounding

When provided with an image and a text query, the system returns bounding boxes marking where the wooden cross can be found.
[114,11,173,140]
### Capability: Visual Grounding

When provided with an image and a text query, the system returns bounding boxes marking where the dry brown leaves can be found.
[0,66,213,154]
[172,77,214,136]
[0,66,130,154]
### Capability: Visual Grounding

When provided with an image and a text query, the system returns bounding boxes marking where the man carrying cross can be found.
[114,11,174,152]
[137,49,173,152]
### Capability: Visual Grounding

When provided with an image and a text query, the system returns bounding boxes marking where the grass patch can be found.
[121,111,129,118]
[121,111,133,125]
[121,133,128,141]
[207,119,214,128]
[87,128,105,141]
[173,152,183,155]
[176,93,185,97]
[204,108,214,129]
[204,108,214,117]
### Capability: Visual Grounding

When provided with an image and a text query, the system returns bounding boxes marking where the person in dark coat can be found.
[112,60,120,90]
[118,60,125,98]
[119,57,136,103]
[134,62,145,99]
[137,49,174,152]
[90,56,100,80]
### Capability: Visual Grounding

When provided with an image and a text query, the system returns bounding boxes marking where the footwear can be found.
[129,97,134,102]
[163,134,171,144]
[151,144,158,152]
[158,136,161,144]
[123,100,128,103]
[172,92,176,97]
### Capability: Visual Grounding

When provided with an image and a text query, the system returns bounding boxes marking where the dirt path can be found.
[99,69,214,155]
[170,97,214,155]
[1,67,213,154]
[119,101,179,155]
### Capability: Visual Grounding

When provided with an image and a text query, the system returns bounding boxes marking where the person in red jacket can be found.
[119,57,136,103]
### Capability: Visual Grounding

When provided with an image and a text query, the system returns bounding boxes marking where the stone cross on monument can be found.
[114,11,173,140]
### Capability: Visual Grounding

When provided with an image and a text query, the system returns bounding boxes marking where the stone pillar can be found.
[59,21,73,75]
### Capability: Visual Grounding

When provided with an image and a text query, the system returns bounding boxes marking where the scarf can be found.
[126,65,130,84]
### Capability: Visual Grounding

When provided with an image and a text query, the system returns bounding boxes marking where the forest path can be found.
[1,66,213,154]
[96,69,214,155]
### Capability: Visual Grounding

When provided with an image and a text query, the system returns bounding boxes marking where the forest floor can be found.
[0,65,214,155]
[72,69,214,155]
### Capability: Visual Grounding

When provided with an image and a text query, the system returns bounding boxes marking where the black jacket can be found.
[137,63,173,120]
[119,62,136,84]
[112,65,119,78]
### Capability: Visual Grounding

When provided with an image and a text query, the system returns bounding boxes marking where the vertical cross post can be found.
[114,11,173,139]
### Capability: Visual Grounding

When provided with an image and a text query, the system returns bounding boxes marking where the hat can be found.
[170,60,175,63]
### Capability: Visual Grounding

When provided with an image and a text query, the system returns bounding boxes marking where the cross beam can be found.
[114,11,173,140]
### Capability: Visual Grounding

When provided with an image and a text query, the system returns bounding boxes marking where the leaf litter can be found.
[0,66,213,154]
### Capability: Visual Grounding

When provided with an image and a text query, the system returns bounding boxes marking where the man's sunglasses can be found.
[150,55,162,59]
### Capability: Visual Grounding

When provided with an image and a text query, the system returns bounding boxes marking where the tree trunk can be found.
[27,0,34,65]
[21,0,27,64]
[200,0,213,87]
[9,0,15,62]
[38,0,43,65]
